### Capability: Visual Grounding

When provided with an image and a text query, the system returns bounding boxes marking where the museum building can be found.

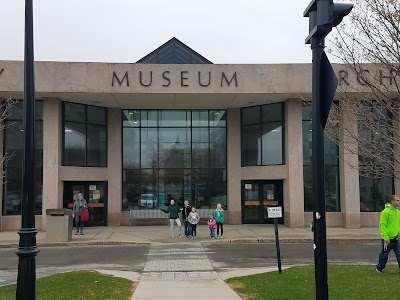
[0,38,397,231]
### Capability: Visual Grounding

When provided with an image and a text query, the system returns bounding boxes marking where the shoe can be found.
[171,236,175,239]
[193,237,196,240]
[376,268,382,273]
[80,232,84,235]
[179,235,182,239]
[220,235,223,239]
[75,232,79,235]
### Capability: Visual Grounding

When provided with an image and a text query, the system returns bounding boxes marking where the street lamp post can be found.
[16,1,39,299]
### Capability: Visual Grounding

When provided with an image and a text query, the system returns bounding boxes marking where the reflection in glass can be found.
[262,123,282,165]
[360,177,393,212]
[242,125,261,166]
[65,102,86,123]
[64,122,86,166]
[3,101,43,215]
[122,109,227,211]
[242,106,260,125]
[87,125,107,166]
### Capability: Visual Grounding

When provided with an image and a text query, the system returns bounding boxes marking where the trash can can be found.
[46,209,73,242]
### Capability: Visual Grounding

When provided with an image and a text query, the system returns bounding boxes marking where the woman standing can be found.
[214,203,225,239]
[72,193,88,235]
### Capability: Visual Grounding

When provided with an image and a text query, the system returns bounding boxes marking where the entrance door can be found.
[242,181,283,224]
[63,181,108,226]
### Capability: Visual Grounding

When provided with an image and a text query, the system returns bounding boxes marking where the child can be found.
[188,206,200,239]
[214,203,225,239]
[182,200,192,238]
[207,213,217,239]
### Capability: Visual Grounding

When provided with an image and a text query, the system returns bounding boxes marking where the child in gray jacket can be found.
[188,206,200,239]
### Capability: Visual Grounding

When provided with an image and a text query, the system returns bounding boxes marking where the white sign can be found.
[245,184,252,190]
[267,206,282,219]
[89,185,96,191]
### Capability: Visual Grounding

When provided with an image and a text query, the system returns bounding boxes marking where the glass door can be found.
[63,181,108,226]
[242,183,261,223]
[242,181,283,224]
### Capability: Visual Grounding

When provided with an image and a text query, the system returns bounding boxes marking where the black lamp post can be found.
[16,0,39,299]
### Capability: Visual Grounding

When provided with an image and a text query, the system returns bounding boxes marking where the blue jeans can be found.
[209,227,215,238]
[184,221,192,236]
[376,239,400,271]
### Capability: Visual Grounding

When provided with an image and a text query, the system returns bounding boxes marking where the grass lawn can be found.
[0,270,135,300]
[226,264,399,300]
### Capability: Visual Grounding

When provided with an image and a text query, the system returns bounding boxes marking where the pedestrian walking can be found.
[188,206,200,239]
[376,195,400,273]
[207,213,217,239]
[72,193,88,235]
[182,200,192,238]
[161,199,182,239]
[214,203,225,239]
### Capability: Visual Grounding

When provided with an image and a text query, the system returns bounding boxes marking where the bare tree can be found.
[324,0,400,179]
[0,97,19,177]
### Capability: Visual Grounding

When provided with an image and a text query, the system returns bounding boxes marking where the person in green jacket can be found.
[214,203,225,239]
[161,199,182,239]
[376,195,400,273]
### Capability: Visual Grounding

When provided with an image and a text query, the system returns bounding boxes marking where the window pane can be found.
[192,169,209,208]
[4,121,23,168]
[261,122,283,165]
[65,103,85,123]
[87,125,107,166]
[158,169,185,206]
[123,110,140,127]
[303,165,339,212]
[122,169,140,211]
[210,110,226,127]
[302,105,312,120]
[242,124,261,166]
[141,128,158,168]
[87,106,106,125]
[210,127,226,168]
[159,128,191,169]
[192,128,209,168]
[302,121,312,165]
[360,177,393,212]
[141,110,158,127]
[210,169,227,209]
[262,103,282,123]
[140,169,159,209]
[160,110,190,127]
[242,106,260,125]
[123,128,140,169]
[192,110,208,127]
[4,168,22,215]
[35,122,44,166]
[64,122,86,166]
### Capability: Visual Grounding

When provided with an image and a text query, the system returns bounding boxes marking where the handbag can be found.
[80,210,89,222]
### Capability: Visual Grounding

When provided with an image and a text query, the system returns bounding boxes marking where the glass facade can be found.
[63,102,107,167]
[359,105,394,211]
[3,101,43,215]
[241,103,284,166]
[302,105,340,212]
[122,110,227,211]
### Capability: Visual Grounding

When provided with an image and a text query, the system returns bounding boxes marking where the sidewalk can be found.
[0,224,380,247]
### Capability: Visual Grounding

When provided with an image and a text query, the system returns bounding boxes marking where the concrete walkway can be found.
[0,224,380,247]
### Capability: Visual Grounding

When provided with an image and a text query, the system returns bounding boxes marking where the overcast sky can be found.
[0,0,340,64]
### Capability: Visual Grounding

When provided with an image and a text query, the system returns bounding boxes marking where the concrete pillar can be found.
[339,110,361,228]
[107,108,122,226]
[226,108,242,224]
[283,99,305,227]
[42,98,63,231]
[0,106,4,231]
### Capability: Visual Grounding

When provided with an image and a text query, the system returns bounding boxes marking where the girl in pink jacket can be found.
[207,213,217,239]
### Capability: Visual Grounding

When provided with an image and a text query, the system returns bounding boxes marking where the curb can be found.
[0,238,379,248]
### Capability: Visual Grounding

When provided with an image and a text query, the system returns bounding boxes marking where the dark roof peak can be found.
[137,37,212,64]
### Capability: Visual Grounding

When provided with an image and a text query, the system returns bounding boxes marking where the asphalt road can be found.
[0,242,390,286]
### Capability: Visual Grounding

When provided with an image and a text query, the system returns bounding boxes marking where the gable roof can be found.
[137,37,212,64]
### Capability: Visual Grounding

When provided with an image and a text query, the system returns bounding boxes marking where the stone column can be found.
[226,108,242,224]
[42,98,63,231]
[339,110,361,228]
[283,99,305,227]
[107,108,122,226]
